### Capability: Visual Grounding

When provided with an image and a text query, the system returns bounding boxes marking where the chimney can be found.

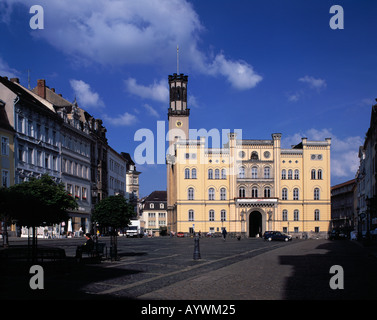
[37,79,46,99]
[10,78,20,84]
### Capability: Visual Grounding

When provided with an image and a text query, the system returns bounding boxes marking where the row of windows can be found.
[239,166,270,179]
[185,168,227,180]
[148,212,166,218]
[281,187,321,200]
[109,176,125,192]
[187,187,322,201]
[185,167,324,181]
[109,158,125,177]
[187,187,228,200]
[186,209,321,222]
[66,184,88,201]
[149,203,165,209]
[281,209,321,221]
[17,115,58,147]
[18,145,59,171]
[62,158,89,179]
[281,169,299,180]
[148,220,166,227]
[239,186,271,198]
[188,209,227,222]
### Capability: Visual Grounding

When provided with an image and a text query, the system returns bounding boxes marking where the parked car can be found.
[177,232,185,238]
[329,230,348,240]
[263,231,292,242]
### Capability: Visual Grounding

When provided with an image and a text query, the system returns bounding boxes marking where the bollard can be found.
[193,235,201,260]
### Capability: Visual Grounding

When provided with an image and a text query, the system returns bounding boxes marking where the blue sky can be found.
[1,0,376,197]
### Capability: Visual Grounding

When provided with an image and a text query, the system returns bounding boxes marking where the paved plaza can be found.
[1,236,377,301]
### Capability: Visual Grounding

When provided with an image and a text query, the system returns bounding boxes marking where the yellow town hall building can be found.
[166,73,331,238]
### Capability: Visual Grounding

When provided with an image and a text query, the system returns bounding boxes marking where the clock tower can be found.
[167,73,190,152]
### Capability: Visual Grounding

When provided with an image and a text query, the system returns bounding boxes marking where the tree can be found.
[92,195,135,260]
[3,175,77,259]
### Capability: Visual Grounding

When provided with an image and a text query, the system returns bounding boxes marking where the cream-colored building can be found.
[167,73,331,238]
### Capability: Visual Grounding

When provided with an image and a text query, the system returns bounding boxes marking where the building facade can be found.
[356,101,377,237]
[331,179,356,234]
[167,73,332,238]
[108,146,127,197]
[140,190,167,236]
[0,76,139,236]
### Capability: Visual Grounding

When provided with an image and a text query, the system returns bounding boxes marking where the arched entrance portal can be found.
[249,211,262,237]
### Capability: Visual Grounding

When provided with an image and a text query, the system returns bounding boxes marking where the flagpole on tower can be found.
[177,45,179,74]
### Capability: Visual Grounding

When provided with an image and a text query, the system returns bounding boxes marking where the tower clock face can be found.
[176,120,182,127]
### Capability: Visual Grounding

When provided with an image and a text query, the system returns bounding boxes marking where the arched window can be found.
[209,210,215,221]
[251,187,258,198]
[188,210,194,221]
[294,169,299,180]
[264,166,270,179]
[191,168,197,179]
[288,169,293,180]
[264,187,271,198]
[188,187,194,200]
[239,187,246,198]
[282,209,288,221]
[185,168,190,179]
[208,188,215,200]
[293,188,299,200]
[221,210,226,221]
[314,188,320,200]
[220,188,227,200]
[215,169,220,179]
[251,166,258,179]
[208,169,213,179]
[311,169,316,180]
[282,169,286,180]
[221,168,226,179]
[294,209,299,221]
[314,209,320,221]
[239,166,245,178]
[282,188,288,200]
[317,169,323,180]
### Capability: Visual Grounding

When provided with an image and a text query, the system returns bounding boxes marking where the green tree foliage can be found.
[3,174,77,227]
[92,195,134,230]
[93,195,135,260]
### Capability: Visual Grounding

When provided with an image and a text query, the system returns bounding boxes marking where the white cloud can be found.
[287,92,301,102]
[143,103,159,118]
[282,128,363,180]
[70,79,104,109]
[298,75,327,90]
[124,78,168,103]
[208,53,262,90]
[0,57,18,78]
[4,0,262,90]
[102,112,138,126]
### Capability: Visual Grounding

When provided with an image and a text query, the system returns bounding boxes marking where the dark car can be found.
[263,231,292,242]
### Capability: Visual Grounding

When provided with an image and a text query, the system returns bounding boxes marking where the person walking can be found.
[222,228,227,241]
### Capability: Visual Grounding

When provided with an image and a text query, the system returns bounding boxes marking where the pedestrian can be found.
[76,233,94,260]
[222,228,227,241]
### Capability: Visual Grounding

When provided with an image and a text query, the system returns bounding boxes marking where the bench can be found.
[83,242,107,261]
